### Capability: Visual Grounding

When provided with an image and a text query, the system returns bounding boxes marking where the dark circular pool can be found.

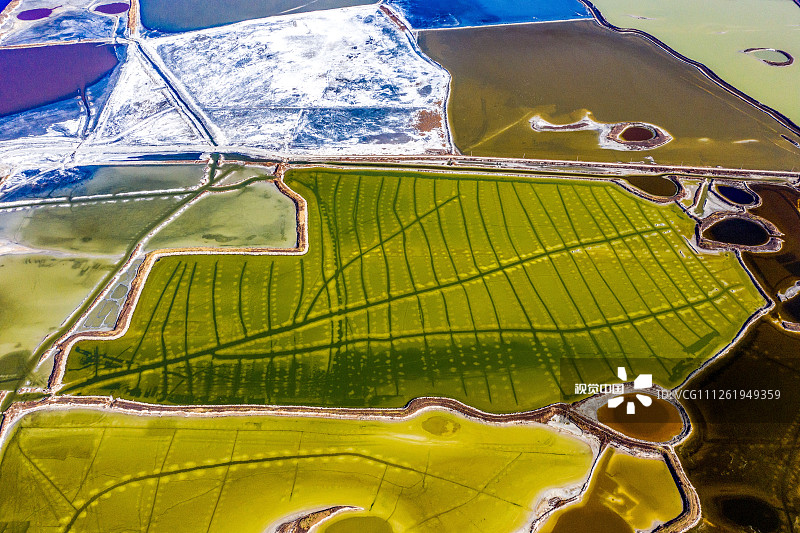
[705,217,770,247]
[717,184,757,205]
[620,126,655,142]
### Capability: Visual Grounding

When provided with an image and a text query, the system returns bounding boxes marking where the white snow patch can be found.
[142,5,450,155]
[85,48,210,148]
[0,0,124,45]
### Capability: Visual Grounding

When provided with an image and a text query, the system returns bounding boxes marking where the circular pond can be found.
[717,184,757,206]
[597,393,683,442]
[744,48,793,67]
[704,217,770,247]
[607,122,671,149]
[620,126,655,142]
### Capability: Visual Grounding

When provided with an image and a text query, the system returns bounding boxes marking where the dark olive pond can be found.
[623,175,679,198]
[704,217,770,246]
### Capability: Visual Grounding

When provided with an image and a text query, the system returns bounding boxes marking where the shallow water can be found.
[589,0,800,127]
[676,319,800,532]
[742,183,800,324]
[322,514,394,533]
[538,448,683,533]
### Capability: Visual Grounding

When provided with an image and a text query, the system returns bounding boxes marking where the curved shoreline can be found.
[575,0,800,138]
[0,394,701,533]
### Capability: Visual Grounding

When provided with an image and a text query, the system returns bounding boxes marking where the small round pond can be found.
[704,217,770,247]
[620,126,655,142]
[744,48,793,67]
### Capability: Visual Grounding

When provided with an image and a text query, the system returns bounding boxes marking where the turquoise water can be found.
[389,0,589,29]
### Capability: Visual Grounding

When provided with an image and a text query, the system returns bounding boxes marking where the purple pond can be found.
[94,2,130,14]
[17,7,54,20]
[0,43,119,117]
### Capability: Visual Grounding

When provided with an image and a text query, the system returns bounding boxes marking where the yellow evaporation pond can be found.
[320,512,395,533]
[538,448,684,533]
[0,407,596,533]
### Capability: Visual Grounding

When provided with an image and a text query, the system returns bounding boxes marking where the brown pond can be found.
[620,125,655,141]
[538,448,683,533]
[741,183,800,323]
[418,21,800,170]
[676,319,800,532]
[597,393,684,442]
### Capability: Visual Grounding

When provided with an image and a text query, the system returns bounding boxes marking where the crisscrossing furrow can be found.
[62,169,764,411]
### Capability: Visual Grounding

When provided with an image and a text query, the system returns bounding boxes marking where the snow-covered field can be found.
[143,4,451,154]
[0,4,453,198]
[0,0,126,45]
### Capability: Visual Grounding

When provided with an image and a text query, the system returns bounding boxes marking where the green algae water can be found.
[60,168,764,410]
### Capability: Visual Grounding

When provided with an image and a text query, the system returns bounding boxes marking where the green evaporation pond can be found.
[748,49,791,64]
[60,168,765,411]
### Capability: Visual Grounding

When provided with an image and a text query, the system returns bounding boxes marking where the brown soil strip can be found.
[276,507,356,533]
[295,154,799,181]
[415,109,443,133]
[378,4,408,32]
